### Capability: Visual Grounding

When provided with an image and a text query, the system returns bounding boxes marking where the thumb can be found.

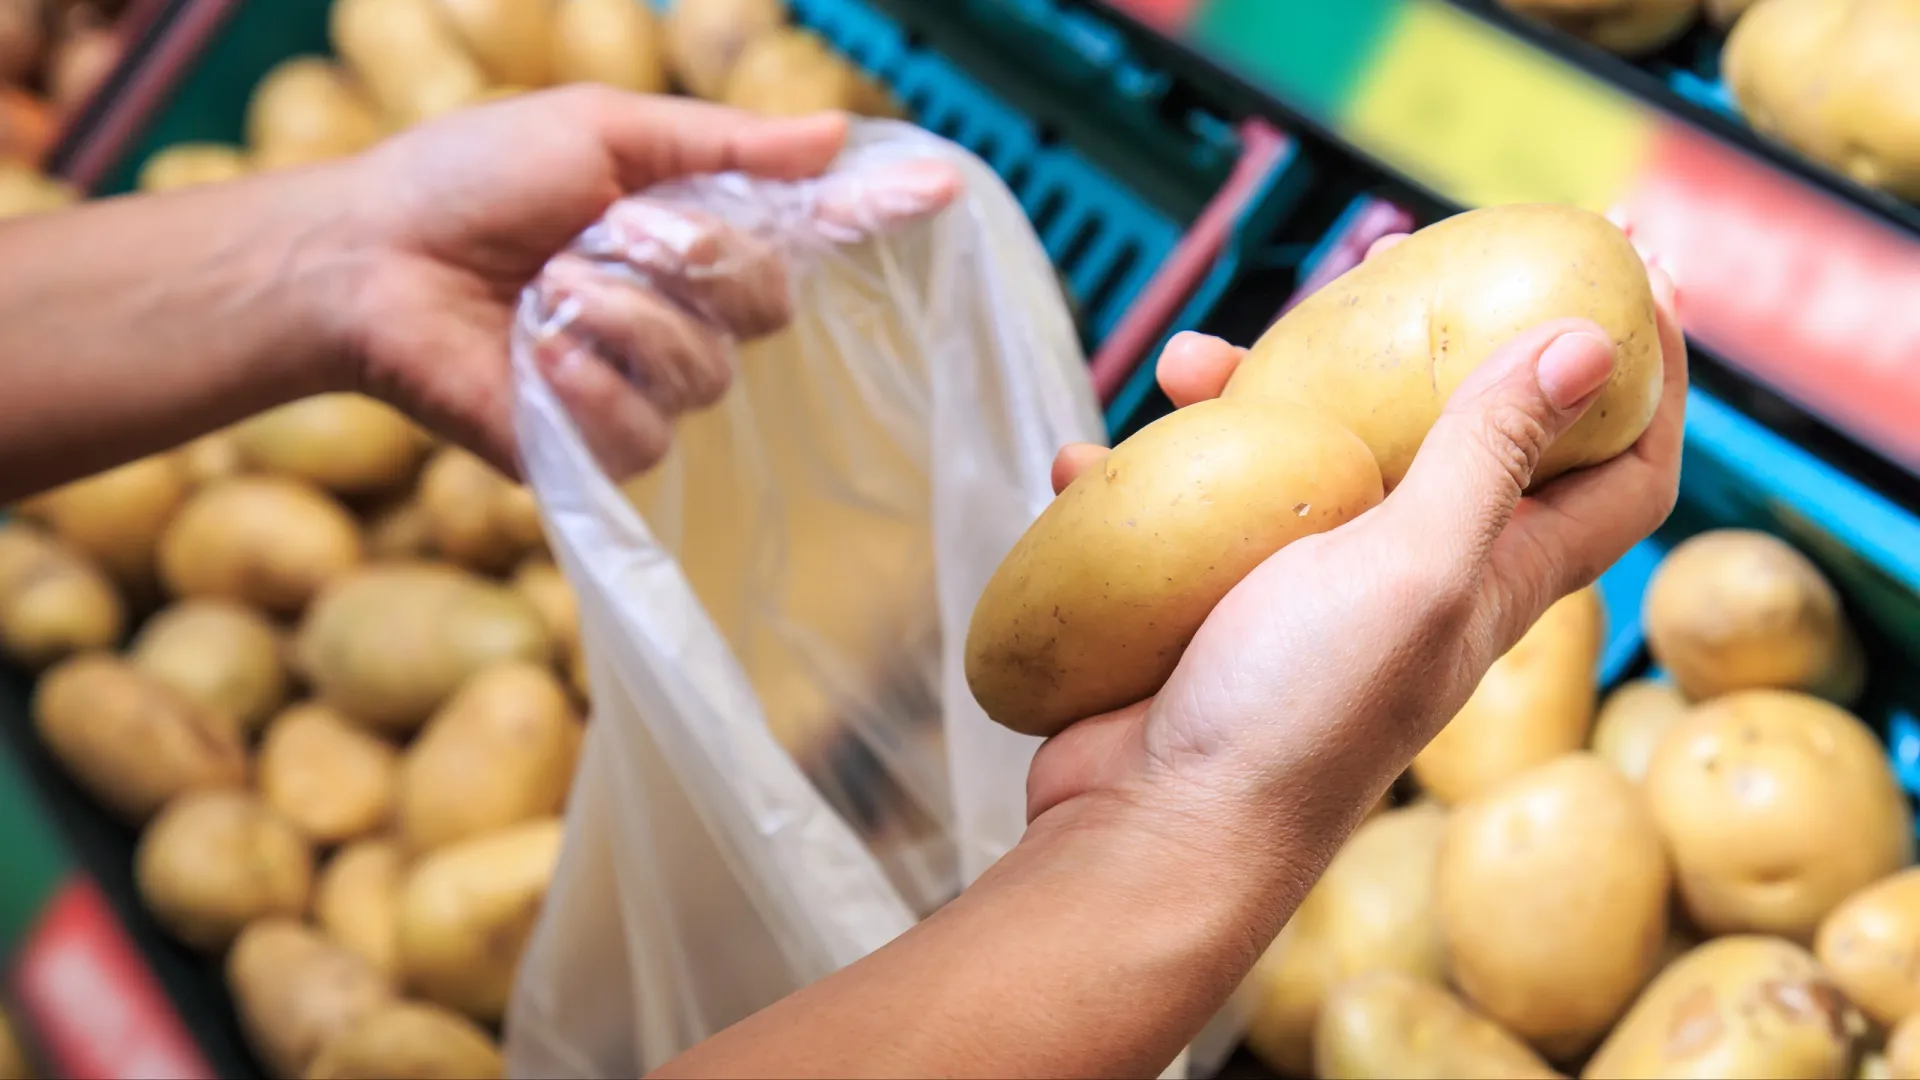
[1382,318,1616,563]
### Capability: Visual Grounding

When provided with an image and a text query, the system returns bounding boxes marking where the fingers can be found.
[1156,331,1247,408]
[540,254,733,414]
[582,89,850,190]
[592,200,794,340]
[532,329,674,481]
[811,159,964,241]
[1051,443,1111,495]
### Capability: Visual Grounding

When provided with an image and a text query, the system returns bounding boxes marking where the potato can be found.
[1496,0,1699,55]
[433,0,553,87]
[1645,530,1864,705]
[305,1000,502,1080]
[297,563,552,733]
[721,29,864,116]
[131,599,288,736]
[1727,0,1920,199]
[511,558,578,662]
[0,159,76,218]
[1816,868,1920,1028]
[1590,677,1690,782]
[246,58,385,168]
[260,703,400,846]
[1646,690,1913,941]
[1890,1014,1920,1080]
[397,817,563,1021]
[48,19,120,115]
[158,476,364,615]
[417,448,546,573]
[330,0,489,125]
[1583,936,1862,1079]
[1226,204,1662,491]
[233,395,431,494]
[0,1004,25,1080]
[398,663,580,852]
[32,653,246,823]
[1413,588,1603,804]
[0,523,123,669]
[137,143,251,192]
[315,838,405,980]
[1243,804,1449,1075]
[362,497,434,562]
[228,918,393,1080]
[664,0,787,99]
[135,790,312,950]
[1315,972,1561,1080]
[553,0,667,92]
[1440,753,1670,1059]
[965,397,1383,737]
[179,429,244,485]
[15,452,190,588]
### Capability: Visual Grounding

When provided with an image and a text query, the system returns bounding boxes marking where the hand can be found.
[335,86,957,478]
[1027,235,1688,889]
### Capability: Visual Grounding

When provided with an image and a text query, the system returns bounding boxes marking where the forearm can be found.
[0,165,367,500]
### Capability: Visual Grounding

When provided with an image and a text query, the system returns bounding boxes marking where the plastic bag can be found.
[503,119,1106,1077]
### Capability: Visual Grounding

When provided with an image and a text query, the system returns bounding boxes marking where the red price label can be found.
[10,879,213,1080]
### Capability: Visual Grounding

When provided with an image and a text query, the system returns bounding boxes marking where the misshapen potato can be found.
[306,1000,502,1080]
[228,918,393,1080]
[664,0,787,98]
[397,817,563,1021]
[1226,204,1662,491]
[296,563,552,733]
[260,703,400,846]
[1647,690,1913,941]
[1496,0,1699,55]
[1413,588,1603,804]
[159,476,364,615]
[246,58,385,169]
[233,395,432,494]
[1816,868,1920,1028]
[1583,936,1862,1079]
[1646,529,1864,705]
[1591,678,1690,782]
[433,0,553,87]
[1315,972,1561,1080]
[15,452,189,588]
[131,599,288,736]
[135,790,313,950]
[1440,753,1671,1060]
[33,653,247,823]
[315,838,405,980]
[417,448,546,573]
[137,143,251,192]
[330,0,488,125]
[966,397,1383,737]
[1243,804,1449,1075]
[552,0,668,92]
[0,523,123,669]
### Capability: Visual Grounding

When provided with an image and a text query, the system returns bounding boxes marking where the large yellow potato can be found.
[259,703,400,846]
[1727,0,1920,199]
[397,662,581,852]
[1583,936,1862,1079]
[158,476,364,615]
[315,838,405,980]
[296,563,553,733]
[1225,204,1663,491]
[330,0,489,125]
[1646,690,1913,941]
[1314,972,1561,1080]
[1413,588,1604,803]
[32,653,247,823]
[131,599,288,736]
[721,29,865,117]
[228,918,393,1080]
[1439,753,1670,1060]
[135,790,313,951]
[433,0,554,87]
[305,1000,502,1080]
[664,0,787,99]
[1590,678,1690,782]
[397,817,564,1022]
[1496,0,1700,55]
[1645,530,1864,705]
[232,395,432,495]
[416,448,546,573]
[965,397,1384,737]
[1816,868,1920,1028]
[15,452,190,588]
[552,0,668,92]
[1243,804,1450,1075]
[0,523,123,669]
[137,143,251,192]
[245,57,386,169]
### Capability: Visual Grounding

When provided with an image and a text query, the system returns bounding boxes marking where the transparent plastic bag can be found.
[503,120,1107,1077]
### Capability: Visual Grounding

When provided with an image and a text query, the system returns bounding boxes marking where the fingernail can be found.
[1537,331,1615,410]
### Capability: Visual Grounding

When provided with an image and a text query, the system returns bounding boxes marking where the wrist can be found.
[267,159,388,397]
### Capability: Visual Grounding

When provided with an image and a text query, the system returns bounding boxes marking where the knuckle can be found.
[1474,402,1551,490]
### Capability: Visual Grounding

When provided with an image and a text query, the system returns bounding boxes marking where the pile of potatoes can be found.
[1237,527,1920,1080]
[2,394,602,1079]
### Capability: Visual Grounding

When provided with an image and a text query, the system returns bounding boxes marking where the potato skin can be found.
[432,0,554,87]
[158,476,364,615]
[664,0,788,99]
[552,0,668,93]
[330,0,488,124]
[1314,972,1561,1080]
[305,1000,502,1080]
[1439,753,1671,1060]
[1889,1013,1920,1080]
[32,653,247,823]
[228,918,394,1080]
[245,57,385,169]
[0,523,124,669]
[1590,678,1690,783]
[1582,936,1861,1079]
[1646,690,1913,942]
[232,395,431,494]
[1815,868,1920,1028]
[15,452,190,588]
[136,143,251,192]
[1497,0,1700,55]
[315,838,405,980]
[511,558,578,663]
[965,397,1384,737]
[417,448,546,573]
[135,791,313,951]
[722,29,864,116]
[259,703,400,846]
[1645,530,1864,705]
[1243,805,1450,1075]
[1226,203,1662,491]
[131,599,288,736]
[1413,588,1603,804]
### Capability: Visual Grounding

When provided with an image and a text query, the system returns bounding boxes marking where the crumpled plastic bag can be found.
[502,119,1108,1078]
